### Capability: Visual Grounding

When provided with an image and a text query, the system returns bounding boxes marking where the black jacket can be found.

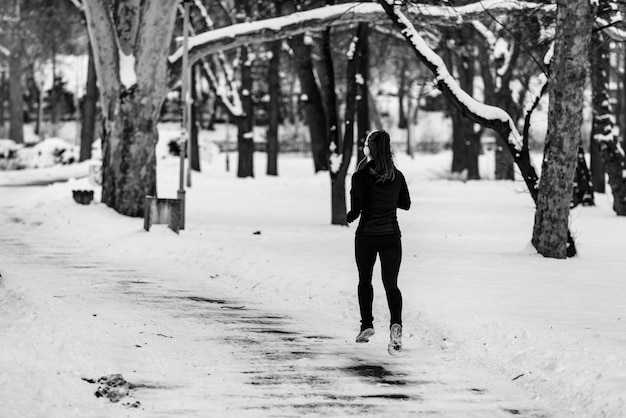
[349,162,411,236]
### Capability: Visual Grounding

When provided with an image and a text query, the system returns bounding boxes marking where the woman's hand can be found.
[346,210,360,224]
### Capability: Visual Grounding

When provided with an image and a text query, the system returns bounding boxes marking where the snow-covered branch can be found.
[169,1,551,66]
[68,0,83,12]
[178,3,243,116]
[376,0,542,203]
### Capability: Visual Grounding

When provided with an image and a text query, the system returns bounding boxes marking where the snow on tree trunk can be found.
[84,0,178,217]
[589,14,626,215]
[532,0,593,258]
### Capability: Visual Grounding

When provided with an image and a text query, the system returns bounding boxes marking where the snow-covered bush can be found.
[0,137,79,170]
[24,138,79,167]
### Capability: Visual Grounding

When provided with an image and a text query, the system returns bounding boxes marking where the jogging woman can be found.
[346,130,411,354]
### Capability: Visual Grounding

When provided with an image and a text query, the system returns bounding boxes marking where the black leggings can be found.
[355,234,403,329]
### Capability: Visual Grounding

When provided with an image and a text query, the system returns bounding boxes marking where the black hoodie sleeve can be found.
[397,173,411,210]
[350,172,364,213]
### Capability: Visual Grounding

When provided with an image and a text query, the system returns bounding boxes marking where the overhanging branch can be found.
[169,1,553,66]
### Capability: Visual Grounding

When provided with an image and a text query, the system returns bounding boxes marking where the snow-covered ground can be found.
[1,124,625,417]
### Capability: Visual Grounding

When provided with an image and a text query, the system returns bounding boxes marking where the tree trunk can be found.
[84,0,178,216]
[397,58,407,130]
[589,133,605,193]
[532,0,593,258]
[475,22,516,181]
[8,31,24,144]
[406,95,418,158]
[50,43,58,125]
[571,144,594,207]
[237,45,254,178]
[35,79,43,138]
[190,63,200,172]
[267,38,281,176]
[80,43,98,162]
[321,26,344,225]
[494,90,517,180]
[290,35,328,172]
[100,91,158,215]
[450,27,480,180]
[355,23,369,166]
[0,71,5,137]
[235,0,254,178]
[442,28,478,179]
[590,30,608,194]
[330,26,360,225]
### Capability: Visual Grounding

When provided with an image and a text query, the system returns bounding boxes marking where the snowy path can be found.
[1,224,550,417]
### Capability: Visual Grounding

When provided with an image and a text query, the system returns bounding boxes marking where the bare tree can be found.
[532,0,594,258]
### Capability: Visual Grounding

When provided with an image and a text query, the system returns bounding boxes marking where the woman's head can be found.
[365,130,392,161]
[364,130,395,182]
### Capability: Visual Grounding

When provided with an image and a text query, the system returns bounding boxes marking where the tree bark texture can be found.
[267,39,281,176]
[356,23,370,166]
[590,25,626,214]
[84,0,178,217]
[80,43,98,162]
[532,0,593,258]
[290,35,329,172]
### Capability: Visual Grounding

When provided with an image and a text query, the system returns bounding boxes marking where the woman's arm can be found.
[347,173,364,223]
[398,174,411,210]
